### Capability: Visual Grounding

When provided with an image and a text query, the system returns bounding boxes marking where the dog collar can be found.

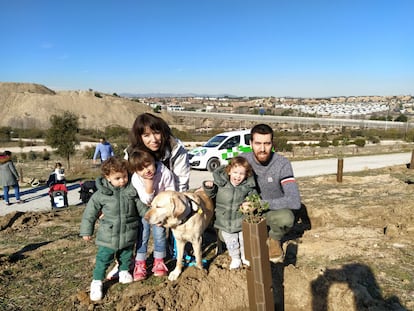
[179,198,202,224]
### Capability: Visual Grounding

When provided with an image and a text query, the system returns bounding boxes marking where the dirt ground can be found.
[0,165,413,311]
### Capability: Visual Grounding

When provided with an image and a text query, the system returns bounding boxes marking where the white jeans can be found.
[221,231,245,260]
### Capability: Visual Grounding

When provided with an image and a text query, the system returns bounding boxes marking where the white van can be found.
[189,129,252,172]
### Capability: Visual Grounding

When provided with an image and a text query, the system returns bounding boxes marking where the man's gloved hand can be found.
[240,202,257,214]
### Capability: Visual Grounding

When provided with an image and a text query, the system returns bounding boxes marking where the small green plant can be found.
[241,194,269,224]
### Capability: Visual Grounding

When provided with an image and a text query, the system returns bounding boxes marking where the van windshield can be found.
[203,135,227,147]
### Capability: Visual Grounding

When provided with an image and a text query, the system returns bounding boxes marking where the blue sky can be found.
[1,0,413,97]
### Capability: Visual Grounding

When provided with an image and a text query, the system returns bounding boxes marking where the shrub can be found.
[28,151,37,160]
[354,138,366,147]
[42,149,50,161]
[112,143,128,157]
[82,145,95,159]
[368,136,380,144]
[172,128,194,142]
[153,105,162,113]
[319,139,330,148]
[274,136,291,152]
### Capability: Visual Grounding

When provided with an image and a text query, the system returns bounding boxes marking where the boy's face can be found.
[136,161,156,180]
[105,170,128,188]
[229,165,247,186]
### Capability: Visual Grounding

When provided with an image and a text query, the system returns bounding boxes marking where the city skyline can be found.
[1,0,413,98]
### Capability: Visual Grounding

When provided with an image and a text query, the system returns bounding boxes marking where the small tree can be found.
[45,111,79,169]
[241,194,269,224]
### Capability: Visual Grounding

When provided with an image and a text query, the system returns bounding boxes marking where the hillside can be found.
[0,82,167,130]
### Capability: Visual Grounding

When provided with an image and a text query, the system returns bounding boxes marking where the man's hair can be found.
[128,149,155,172]
[251,124,274,140]
[101,157,129,177]
[225,156,253,177]
[128,113,172,160]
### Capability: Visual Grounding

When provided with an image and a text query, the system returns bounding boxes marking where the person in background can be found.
[93,137,114,164]
[54,162,65,184]
[80,157,147,302]
[0,151,23,205]
[129,149,176,281]
[203,156,257,269]
[240,124,301,263]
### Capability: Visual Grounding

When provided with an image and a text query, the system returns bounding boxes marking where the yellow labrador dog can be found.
[144,190,214,281]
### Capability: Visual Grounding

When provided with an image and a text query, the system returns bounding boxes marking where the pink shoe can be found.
[152,258,168,277]
[133,260,147,281]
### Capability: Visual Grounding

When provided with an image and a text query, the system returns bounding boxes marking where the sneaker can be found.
[229,258,242,270]
[106,263,119,280]
[90,280,103,301]
[119,270,133,284]
[5,202,10,206]
[133,260,147,281]
[267,238,284,263]
[152,258,168,277]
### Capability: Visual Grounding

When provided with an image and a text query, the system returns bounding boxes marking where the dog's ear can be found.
[172,194,188,218]
[184,192,201,204]
[183,192,202,211]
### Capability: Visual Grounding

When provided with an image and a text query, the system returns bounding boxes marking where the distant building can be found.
[167,105,184,111]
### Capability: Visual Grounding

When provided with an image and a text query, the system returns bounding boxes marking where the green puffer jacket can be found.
[203,165,257,233]
[79,176,148,250]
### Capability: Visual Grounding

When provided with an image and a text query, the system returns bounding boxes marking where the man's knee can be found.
[266,209,295,230]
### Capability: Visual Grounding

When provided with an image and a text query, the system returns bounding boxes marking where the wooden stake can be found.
[337,158,343,182]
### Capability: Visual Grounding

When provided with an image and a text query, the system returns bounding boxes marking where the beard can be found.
[255,151,272,164]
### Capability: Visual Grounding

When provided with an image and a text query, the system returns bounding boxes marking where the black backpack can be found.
[46,172,57,187]
[79,180,97,204]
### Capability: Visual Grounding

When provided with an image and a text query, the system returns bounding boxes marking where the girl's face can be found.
[105,170,128,188]
[136,161,156,180]
[229,165,247,186]
[141,127,162,152]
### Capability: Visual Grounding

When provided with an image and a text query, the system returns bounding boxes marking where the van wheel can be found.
[207,158,220,172]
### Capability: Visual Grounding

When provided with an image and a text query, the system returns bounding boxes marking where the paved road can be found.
[1,152,411,216]
[292,152,412,177]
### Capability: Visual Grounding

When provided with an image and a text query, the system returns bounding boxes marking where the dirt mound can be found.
[0,165,413,310]
[0,82,55,95]
[0,82,153,130]
[0,211,56,232]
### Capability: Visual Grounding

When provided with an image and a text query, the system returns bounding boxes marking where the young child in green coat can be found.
[203,156,257,270]
[80,157,147,302]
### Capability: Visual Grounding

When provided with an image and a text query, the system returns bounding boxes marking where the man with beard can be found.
[240,124,301,263]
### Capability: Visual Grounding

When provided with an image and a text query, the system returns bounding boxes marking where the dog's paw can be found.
[168,269,181,281]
